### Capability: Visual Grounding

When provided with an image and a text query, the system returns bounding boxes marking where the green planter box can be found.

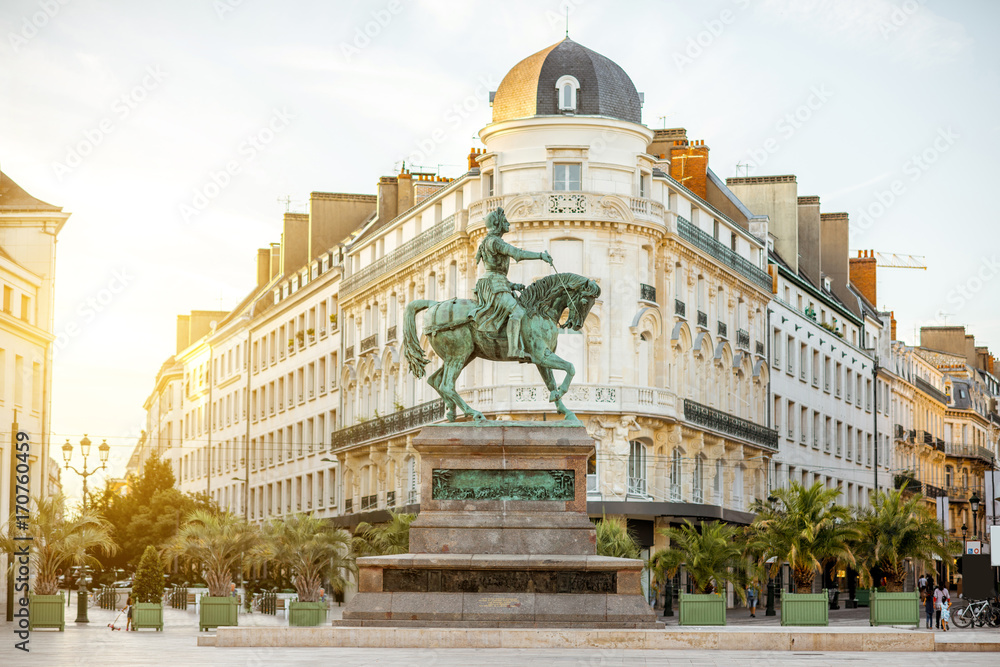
[288,601,327,626]
[869,590,919,626]
[678,593,726,626]
[199,596,238,631]
[29,593,65,631]
[133,602,164,631]
[780,590,829,626]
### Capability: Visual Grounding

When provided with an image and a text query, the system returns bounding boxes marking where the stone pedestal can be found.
[337,423,661,628]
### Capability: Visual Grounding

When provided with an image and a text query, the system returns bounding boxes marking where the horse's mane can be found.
[518,273,596,316]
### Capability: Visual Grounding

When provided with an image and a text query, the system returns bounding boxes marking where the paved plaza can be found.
[2,603,997,666]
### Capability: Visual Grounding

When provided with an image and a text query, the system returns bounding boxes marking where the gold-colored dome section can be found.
[491,38,642,125]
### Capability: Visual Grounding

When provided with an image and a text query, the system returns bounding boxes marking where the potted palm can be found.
[131,545,164,630]
[263,513,354,626]
[854,487,956,626]
[746,483,859,626]
[0,495,116,632]
[164,510,258,631]
[651,520,749,625]
[593,514,641,559]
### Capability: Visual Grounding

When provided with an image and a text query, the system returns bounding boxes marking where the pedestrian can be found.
[940,598,951,632]
[746,583,758,617]
[922,586,934,629]
[124,594,133,632]
[933,584,947,629]
[918,573,927,591]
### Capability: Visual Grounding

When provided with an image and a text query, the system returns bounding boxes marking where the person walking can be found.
[923,585,934,629]
[918,574,927,592]
[746,583,758,617]
[123,594,134,632]
[933,584,950,629]
[940,597,951,632]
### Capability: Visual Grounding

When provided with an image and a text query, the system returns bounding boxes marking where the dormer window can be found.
[555,75,580,112]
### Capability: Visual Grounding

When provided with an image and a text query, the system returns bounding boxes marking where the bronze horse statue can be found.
[402,273,600,422]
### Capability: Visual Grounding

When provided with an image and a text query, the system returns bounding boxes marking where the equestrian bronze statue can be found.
[403,207,600,422]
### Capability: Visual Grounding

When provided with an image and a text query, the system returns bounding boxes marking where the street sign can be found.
[966,540,981,555]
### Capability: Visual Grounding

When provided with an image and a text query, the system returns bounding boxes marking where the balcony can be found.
[947,486,984,502]
[406,489,418,505]
[639,283,656,303]
[627,476,647,497]
[331,399,445,450]
[736,329,750,349]
[944,442,994,461]
[386,325,397,342]
[386,490,396,508]
[683,399,779,450]
[344,345,354,361]
[894,473,921,493]
[341,214,457,295]
[923,483,946,499]
[360,334,378,354]
[697,310,708,328]
[894,424,905,441]
[755,341,765,356]
[676,216,772,291]
[344,498,353,514]
[361,494,378,511]
[674,299,686,317]
[717,321,728,338]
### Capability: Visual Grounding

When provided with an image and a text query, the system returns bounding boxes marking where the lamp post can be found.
[61,435,110,623]
[962,523,968,555]
[970,493,980,538]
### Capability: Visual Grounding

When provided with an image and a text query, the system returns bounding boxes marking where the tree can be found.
[162,510,258,597]
[352,511,415,557]
[594,515,641,559]
[132,545,165,604]
[853,487,957,591]
[745,482,860,593]
[650,520,749,599]
[0,494,116,595]
[263,513,355,602]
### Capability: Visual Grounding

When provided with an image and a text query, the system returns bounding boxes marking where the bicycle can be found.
[951,598,1000,628]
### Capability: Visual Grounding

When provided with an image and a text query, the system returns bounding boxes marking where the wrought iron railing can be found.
[755,341,764,356]
[386,325,397,342]
[360,334,378,354]
[697,310,708,328]
[386,491,395,508]
[923,483,946,499]
[944,442,994,461]
[737,329,750,349]
[640,283,656,303]
[683,399,779,450]
[361,494,378,511]
[894,424,905,440]
[677,216,772,290]
[331,399,445,450]
[627,476,647,497]
[894,473,920,492]
[344,345,354,361]
[674,299,686,317]
[344,498,353,514]
[341,215,457,294]
[717,321,727,338]
[915,376,948,405]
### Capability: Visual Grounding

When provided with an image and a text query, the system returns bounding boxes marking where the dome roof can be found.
[491,38,641,124]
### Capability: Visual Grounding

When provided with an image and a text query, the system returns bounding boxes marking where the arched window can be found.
[627,440,646,496]
[555,75,580,111]
[669,449,682,501]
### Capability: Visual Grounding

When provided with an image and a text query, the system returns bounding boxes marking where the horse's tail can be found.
[403,300,435,378]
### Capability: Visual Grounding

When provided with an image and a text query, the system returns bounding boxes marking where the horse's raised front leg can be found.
[532,349,575,403]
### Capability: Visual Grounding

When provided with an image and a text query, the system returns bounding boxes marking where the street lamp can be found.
[970,493,980,538]
[61,435,109,624]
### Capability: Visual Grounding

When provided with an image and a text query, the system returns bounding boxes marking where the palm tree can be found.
[854,487,957,591]
[745,482,860,593]
[650,520,749,600]
[594,514,641,559]
[352,510,416,557]
[0,494,116,595]
[162,510,258,597]
[263,513,355,602]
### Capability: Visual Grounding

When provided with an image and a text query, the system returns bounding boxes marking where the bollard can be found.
[75,588,89,623]
[662,583,674,617]
[765,579,776,616]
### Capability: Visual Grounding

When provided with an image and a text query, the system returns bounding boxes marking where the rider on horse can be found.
[471,208,553,359]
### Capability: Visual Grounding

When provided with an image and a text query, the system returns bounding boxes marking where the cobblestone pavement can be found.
[2,605,997,666]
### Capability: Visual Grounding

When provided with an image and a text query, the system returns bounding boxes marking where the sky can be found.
[1,0,998,502]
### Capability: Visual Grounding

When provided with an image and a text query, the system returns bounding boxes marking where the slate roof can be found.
[0,171,62,212]
[492,39,641,124]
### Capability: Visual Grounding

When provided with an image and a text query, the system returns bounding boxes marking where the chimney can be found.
[726,175,798,272]
[468,148,483,171]
[819,211,854,311]
[648,128,689,161]
[270,242,281,278]
[397,169,414,215]
[797,196,821,285]
[377,176,398,224]
[256,248,271,288]
[849,249,877,307]
[669,138,710,200]
[308,192,377,258]
[890,310,897,341]
[176,314,190,354]
[280,213,309,275]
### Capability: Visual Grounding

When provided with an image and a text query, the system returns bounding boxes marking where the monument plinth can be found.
[337,423,661,628]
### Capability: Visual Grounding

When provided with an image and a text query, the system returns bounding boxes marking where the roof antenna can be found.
[565,7,569,38]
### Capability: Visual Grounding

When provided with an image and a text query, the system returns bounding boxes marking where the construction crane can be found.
[850,250,927,270]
